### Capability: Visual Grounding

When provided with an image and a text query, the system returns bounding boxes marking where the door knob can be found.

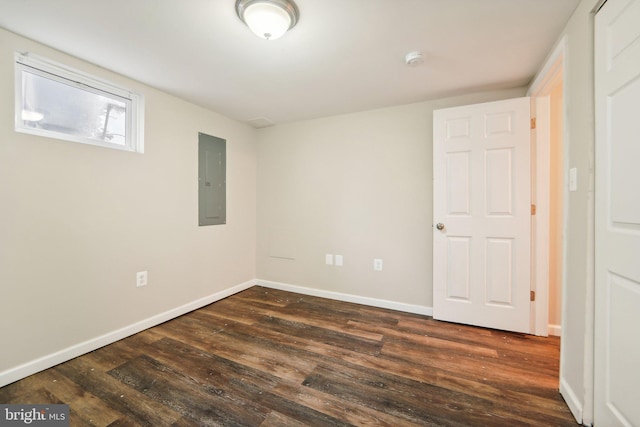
[436,223,445,230]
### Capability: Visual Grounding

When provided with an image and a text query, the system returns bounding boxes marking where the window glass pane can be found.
[21,70,128,146]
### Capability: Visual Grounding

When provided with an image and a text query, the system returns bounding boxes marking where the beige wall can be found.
[1,1,599,414]
[256,87,526,308]
[537,0,599,421]
[0,28,257,379]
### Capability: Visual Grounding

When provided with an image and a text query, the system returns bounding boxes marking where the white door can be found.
[433,97,531,333]
[594,0,640,425]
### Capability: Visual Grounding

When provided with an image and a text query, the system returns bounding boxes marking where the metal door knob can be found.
[436,223,445,230]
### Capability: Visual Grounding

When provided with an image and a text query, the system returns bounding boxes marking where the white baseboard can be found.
[256,279,433,316]
[560,376,583,424]
[0,279,256,388]
[548,324,562,336]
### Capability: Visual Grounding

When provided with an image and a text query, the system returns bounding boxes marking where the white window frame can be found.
[14,52,144,153]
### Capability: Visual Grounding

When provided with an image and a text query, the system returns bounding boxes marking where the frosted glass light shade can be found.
[236,0,299,41]
[245,3,290,40]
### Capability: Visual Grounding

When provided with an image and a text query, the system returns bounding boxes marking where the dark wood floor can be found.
[0,286,577,426]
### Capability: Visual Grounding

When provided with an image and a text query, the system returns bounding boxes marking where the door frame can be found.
[527,35,596,425]
[526,35,567,338]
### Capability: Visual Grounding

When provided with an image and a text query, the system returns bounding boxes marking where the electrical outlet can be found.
[136,271,148,287]
[374,259,383,271]
[335,255,343,266]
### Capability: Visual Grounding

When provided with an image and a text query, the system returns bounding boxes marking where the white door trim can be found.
[528,35,593,425]
[531,95,551,337]
[527,35,567,338]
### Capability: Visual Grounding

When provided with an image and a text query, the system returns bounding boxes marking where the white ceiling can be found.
[0,0,580,127]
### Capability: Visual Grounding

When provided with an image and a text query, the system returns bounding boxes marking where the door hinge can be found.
[530,117,536,130]
[530,290,536,302]
[531,204,536,215]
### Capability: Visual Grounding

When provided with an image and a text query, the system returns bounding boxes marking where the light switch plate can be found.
[569,168,577,192]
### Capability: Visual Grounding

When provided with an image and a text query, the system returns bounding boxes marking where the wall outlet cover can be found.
[136,271,148,287]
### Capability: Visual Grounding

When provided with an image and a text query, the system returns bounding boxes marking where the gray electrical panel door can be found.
[198,133,226,226]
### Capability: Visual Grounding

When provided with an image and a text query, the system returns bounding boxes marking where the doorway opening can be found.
[527,36,567,338]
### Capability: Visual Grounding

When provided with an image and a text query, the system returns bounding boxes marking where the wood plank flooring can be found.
[0,286,577,426]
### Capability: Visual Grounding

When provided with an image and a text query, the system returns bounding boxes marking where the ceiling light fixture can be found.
[235,0,299,41]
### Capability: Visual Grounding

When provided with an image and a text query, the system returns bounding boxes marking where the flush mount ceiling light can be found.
[236,0,299,40]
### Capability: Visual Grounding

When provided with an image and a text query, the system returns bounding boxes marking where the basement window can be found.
[14,52,144,152]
